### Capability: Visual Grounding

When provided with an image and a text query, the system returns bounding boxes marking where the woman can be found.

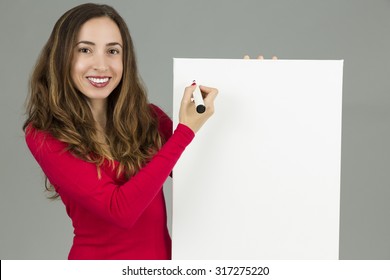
[23,3,217,260]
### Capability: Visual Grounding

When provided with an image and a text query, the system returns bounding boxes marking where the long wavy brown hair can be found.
[23,3,162,196]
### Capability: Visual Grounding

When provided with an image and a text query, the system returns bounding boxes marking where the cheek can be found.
[70,60,89,93]
[71,60,87,80]
[114,60,123,78]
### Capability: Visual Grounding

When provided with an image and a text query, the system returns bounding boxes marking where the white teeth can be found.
[88,77,109,83]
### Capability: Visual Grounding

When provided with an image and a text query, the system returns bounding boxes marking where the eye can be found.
[108,48,120,55]
[78,47,91,54]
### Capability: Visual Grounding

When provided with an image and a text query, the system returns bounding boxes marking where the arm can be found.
[26,84,217,229]
[25,123,194,229]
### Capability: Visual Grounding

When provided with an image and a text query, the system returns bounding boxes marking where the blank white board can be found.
[172,58,343,260]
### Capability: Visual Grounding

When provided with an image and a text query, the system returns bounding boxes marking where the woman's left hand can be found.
[243,54,278,60]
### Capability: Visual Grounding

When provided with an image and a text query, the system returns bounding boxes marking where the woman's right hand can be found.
[179,84,218,133]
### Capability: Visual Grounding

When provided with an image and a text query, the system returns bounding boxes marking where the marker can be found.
[192,80,206,114]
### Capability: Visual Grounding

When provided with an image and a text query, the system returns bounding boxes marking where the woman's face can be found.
[71,17,123,103]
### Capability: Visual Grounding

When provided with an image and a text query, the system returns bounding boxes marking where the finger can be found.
[257,55,264,60]
[243,55,250,59]
[199,85,218,95]
[181,84,196,105]
[272,55,278,60]
[199,85,218,103]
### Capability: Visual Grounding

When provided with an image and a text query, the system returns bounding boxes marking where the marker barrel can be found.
[193,85,206,114]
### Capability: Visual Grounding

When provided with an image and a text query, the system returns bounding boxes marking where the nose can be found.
[93,53,108,72]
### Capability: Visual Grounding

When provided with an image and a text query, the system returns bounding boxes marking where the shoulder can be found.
[149,104,172,142]
[25,124,67,159]
[149,104,170,122]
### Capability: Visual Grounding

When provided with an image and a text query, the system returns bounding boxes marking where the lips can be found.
[87,76,111,88]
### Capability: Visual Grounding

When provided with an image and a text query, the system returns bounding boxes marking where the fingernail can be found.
[191,80,196,86]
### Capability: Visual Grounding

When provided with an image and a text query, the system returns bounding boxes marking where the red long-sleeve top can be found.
[25,105,194,260]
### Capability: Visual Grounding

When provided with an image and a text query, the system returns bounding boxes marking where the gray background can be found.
[0,0,389,259]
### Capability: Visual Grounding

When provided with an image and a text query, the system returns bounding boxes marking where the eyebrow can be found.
[76,41,123,48]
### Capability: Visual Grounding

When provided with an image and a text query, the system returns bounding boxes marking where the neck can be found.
[86,98,112,158]
[88,99,107,130]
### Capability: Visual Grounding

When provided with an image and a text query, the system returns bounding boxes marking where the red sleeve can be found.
[25,123,194,229]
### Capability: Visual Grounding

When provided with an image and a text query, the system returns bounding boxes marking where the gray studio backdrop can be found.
[0,0,389,259]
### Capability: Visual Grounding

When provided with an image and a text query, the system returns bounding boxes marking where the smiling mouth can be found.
[87,76,111,88]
